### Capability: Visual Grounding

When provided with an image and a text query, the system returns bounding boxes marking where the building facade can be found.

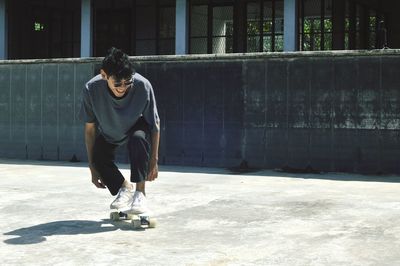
[0,0,399,60]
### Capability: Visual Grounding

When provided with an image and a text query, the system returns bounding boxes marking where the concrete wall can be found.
[0,51,399,174]
[0,61,93,162]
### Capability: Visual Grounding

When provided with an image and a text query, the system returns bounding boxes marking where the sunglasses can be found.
[113,78,133,88]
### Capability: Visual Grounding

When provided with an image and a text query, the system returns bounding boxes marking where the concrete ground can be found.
[1,159,400,266]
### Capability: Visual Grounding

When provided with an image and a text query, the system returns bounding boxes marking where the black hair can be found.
[101,47,135,81]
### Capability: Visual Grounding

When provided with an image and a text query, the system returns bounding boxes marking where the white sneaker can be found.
[110,187,134,211]
[127,191,149,214]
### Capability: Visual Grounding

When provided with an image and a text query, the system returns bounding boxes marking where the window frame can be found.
[245,0,284,53]
[299,0,333,51]
[189,0,235,54]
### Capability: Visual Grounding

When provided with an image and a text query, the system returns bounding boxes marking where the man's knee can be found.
[129,130,147,143]
[128,130,150,154]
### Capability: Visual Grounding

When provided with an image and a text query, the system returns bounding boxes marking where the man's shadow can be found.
[4,219,137,245]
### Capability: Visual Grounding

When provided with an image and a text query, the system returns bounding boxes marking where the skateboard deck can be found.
[110,211,157,229]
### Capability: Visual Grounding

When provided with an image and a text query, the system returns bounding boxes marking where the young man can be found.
[79,47,160,214]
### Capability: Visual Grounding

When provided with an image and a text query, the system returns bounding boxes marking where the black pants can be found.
[92,118,151,196]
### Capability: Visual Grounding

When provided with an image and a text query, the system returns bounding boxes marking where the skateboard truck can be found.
[110,211,157,229]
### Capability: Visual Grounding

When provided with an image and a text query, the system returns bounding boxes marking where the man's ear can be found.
[100,69,107,80]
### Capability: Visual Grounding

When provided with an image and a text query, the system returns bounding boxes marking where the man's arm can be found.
[85,122,96,165]
[147,130,160,181]
[84,122,106,188]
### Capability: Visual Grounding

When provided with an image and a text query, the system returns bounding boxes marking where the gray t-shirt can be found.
[79,73,160,145]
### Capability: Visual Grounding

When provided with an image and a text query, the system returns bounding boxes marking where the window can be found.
[246,0,284,52]
[344,1,384,50]
[94,0,134,56]
[189,0,234,54]
[375,15,387,49]
[344,0,360,49]
[8,0,81,59]
[190,5,208,53]
[135,1,157,55]
[158,6,176,54]
[212,6,234,53]
[34,22,45,32]
[135,0,176,55]
[368,10,377,49]
[368,8,385,49]
[299,0,333,51]
[95,8,132,57]
[94,0,175,56]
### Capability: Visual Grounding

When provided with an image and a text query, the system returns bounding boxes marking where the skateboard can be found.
[110,211,157,229]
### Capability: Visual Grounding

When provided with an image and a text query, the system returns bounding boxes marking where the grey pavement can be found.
[1,159,400,266]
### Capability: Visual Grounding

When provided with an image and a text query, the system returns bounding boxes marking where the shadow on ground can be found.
[3,219,139,245]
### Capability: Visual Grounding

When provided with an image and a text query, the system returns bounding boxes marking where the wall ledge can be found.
[1,49,400,65]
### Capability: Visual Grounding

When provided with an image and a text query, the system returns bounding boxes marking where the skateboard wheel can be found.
[132,219,141,229]
[110,212,120,221]
[148,219,157,228]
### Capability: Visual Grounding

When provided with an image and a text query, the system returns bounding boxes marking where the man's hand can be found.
[90,165,106,189]
[85,123,105,189]
[147,158,158,181]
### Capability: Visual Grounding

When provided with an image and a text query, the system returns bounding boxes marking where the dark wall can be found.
[240,54,400,174]
[0,51,399,174]
[0,61,93,161]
